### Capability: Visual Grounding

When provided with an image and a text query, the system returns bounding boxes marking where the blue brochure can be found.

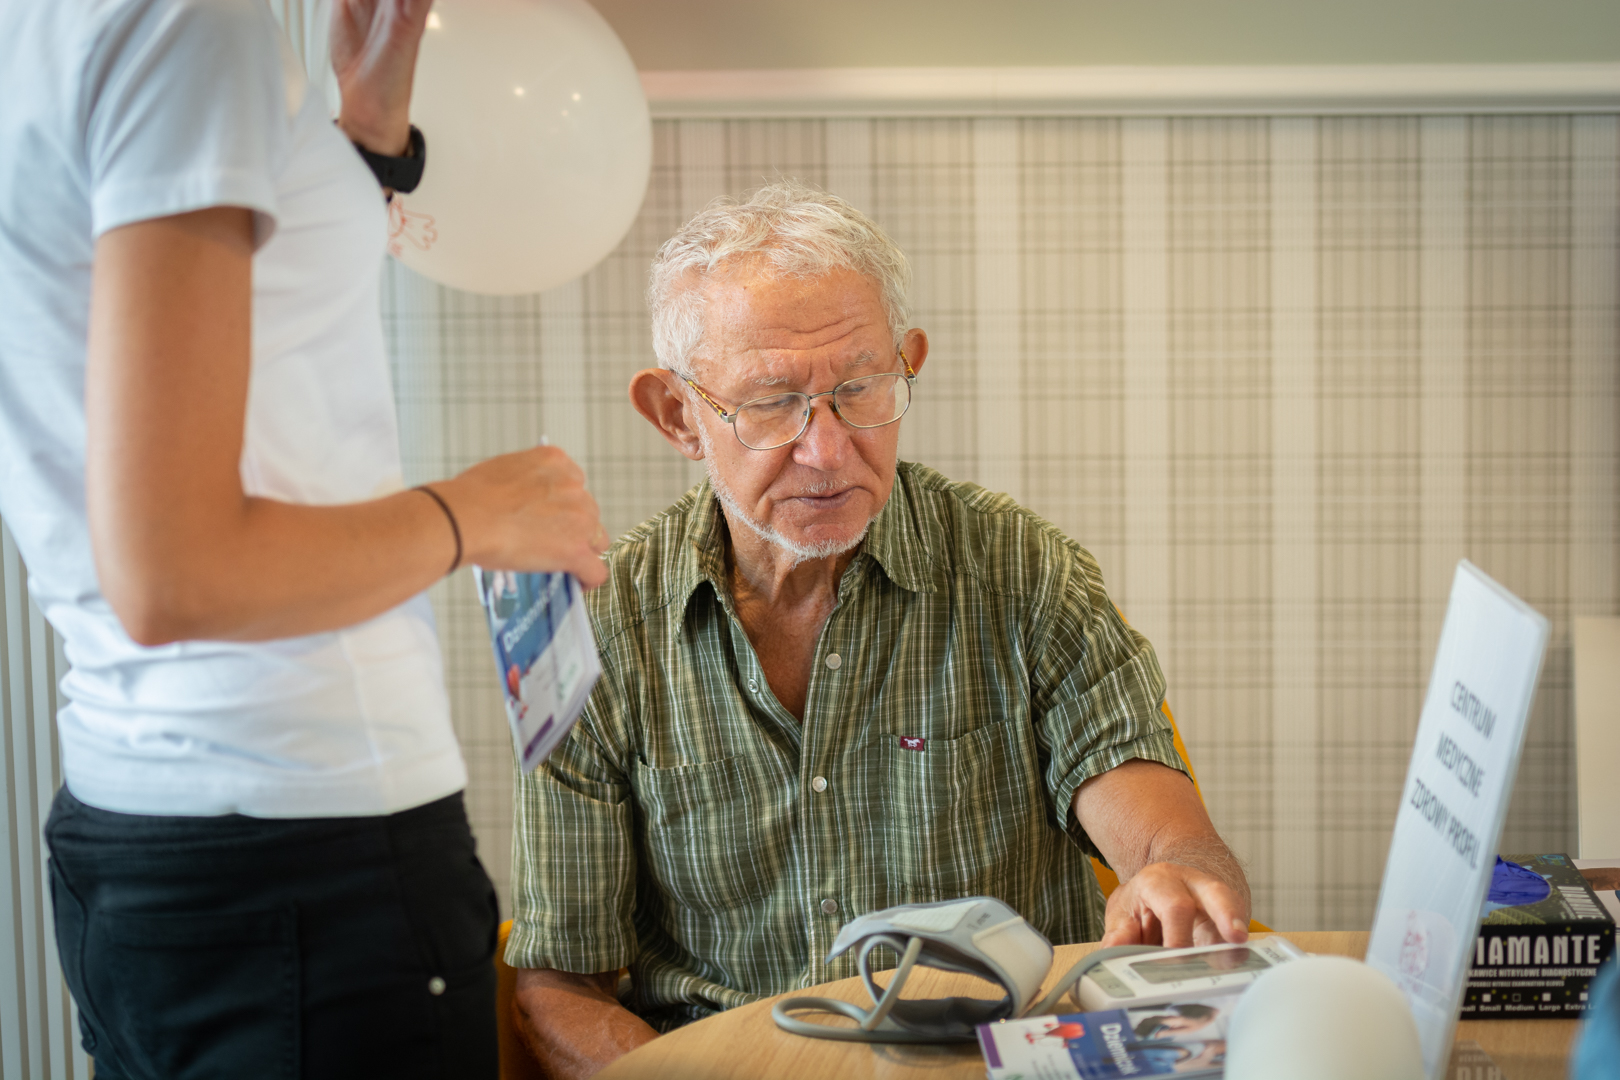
[978,988,1242,1079]
[475,569,602,772]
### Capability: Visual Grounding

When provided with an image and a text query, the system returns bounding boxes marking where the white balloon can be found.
[1226,955,1426,1080]
[389,0,651,295]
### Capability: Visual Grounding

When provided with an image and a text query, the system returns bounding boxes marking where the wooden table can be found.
[595,932,1580,1080]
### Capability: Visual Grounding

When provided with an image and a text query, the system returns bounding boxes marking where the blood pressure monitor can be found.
[1075,936,1308,1011]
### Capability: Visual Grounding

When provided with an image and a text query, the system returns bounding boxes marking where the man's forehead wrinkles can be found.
[749,316,868,350]
[705,315,872,359]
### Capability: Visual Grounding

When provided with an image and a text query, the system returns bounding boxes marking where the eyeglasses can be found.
[681,352,918,451]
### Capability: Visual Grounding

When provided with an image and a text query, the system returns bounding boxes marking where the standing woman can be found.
[0,1,608,1077]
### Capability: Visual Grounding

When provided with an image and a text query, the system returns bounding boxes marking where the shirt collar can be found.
[858,463,939,595]
[664,478,729,638]
[666,464,941,636]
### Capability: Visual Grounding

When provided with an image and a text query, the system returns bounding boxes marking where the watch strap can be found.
[353,125,426,193]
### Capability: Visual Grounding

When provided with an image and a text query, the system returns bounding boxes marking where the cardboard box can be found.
[1461,853,1617,1017]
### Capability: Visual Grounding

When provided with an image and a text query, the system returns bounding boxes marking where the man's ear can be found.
[629,368,705,461]
[902,328,930,376]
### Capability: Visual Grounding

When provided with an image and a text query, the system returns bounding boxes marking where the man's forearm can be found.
[1073,759,1224,879]
[513,968,659,1080]
[1075,758,1254,944]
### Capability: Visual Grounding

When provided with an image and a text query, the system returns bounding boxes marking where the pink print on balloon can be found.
[388,198,439,258]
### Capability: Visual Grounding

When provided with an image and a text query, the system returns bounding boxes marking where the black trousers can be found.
[45,787,499,1080]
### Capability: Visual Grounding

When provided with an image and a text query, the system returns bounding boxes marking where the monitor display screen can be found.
[1128,947,1272,984]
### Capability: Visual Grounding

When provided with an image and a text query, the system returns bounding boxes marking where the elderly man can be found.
[509,182,1251,1076]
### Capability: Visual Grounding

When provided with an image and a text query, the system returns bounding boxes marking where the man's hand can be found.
[1073,759,1252,949]
[331,0,433,155]
[1101,861,1249,947]
[513,968,658,1080]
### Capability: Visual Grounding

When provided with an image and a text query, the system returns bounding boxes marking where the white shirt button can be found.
[820,898,839,915]
[811,775,828,793]
[747,678,759,693]
[824,653,842,670]
[428,976,446,996]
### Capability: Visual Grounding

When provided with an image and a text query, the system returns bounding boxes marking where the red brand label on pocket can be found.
[899,736,926,751]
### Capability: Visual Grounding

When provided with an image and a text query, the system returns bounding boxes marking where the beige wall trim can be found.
[642,64,1620,118]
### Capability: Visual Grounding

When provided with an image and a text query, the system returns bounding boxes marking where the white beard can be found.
[695,421,871,567]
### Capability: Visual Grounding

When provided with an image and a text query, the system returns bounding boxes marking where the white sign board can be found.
[1366,560,1549,1080]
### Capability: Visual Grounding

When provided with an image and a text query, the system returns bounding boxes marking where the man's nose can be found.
[791,402,852,470]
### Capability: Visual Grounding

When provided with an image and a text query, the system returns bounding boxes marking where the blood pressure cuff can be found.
[772,896,1055,1042]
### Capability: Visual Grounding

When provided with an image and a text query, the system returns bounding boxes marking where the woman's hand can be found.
[437,446,612,587]
[331,0,434,155]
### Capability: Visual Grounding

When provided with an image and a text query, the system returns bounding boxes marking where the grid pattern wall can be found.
[382,114,1619,932]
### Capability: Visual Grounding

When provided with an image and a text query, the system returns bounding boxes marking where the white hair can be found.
[647,180,912,374]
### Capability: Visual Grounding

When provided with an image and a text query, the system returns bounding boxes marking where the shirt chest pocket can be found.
[633,756,788,915]
[879,722,1045,900]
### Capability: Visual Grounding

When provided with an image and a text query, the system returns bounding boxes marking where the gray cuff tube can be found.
[771,942,1166,1043]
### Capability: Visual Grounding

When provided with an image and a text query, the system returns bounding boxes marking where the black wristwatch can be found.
[352,125,426,193]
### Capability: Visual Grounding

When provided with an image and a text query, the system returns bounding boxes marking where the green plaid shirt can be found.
[508,461,1181,1030]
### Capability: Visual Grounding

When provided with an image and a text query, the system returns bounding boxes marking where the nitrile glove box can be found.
[1461,853,1617,1017]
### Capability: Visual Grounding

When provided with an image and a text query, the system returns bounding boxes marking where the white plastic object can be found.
[1226,955,1425,1080]
[1073,936,1307,1012]
[392,0,651,295]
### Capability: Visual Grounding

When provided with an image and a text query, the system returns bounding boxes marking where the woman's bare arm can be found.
[85,205,606,646]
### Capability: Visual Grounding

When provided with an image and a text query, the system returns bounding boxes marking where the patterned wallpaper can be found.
[380,114,1619,933]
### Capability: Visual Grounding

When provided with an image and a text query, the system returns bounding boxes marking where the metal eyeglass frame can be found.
[679,351,918,451]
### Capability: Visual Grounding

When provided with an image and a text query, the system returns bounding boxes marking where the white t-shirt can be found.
[0,0,466,817]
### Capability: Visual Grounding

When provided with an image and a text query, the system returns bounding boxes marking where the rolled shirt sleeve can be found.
[1028,534,1187,861]
[507,649,639,974]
